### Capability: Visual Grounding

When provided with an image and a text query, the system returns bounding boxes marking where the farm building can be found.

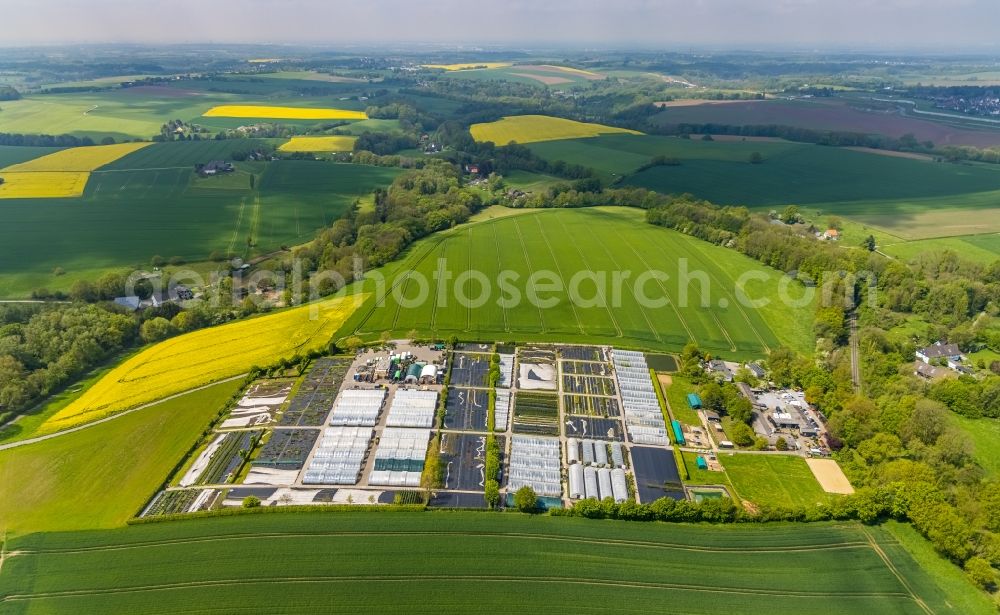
[403,362,425,384]
[566,438,580,464]
[494,388,511,431]
[385,389,437,428]
[704,410,721,422]
[687,393,702,409]
[329,388,386,427]
[593,441,609,467]
[736,382,754,401]
[507,435,562,498]
[746,362,766,379]
[597,468,613,500]
[770,412,800,429]
[611,349,669,445]
[916,341,962,365]
[610,468,628,503]
[199,160,235,175]
[581,439,595,465]
[696,456,708,470]
[568,463,585,499]
[302,426,373,485]
[672,419,686,445]
[583,466,599,499]
[419,364,438,384]
[368,427,431,487]
[610,442,625,468]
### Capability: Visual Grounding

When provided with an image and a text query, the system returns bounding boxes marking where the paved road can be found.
[0,374,248,452]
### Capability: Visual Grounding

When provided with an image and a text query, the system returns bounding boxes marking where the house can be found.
[464,164,481,175]
[822,228,840,241]
[113,296,141,311]
[707,359,734,382]
[916,341,962,365]
[914,362,942,380]
[199,160,235,176]
[746,362,766,379]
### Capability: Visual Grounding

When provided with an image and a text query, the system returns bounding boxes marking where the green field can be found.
[0,512,980,614]
[338,207,815,358]
[0,145,64,168]
[527,134,1000,240]
[0,380,241,535]
[953,415,1000,476]
[0,143,399,297]
[661,374,702,426]
[0,78,372,140]
[720,454,830,508]
[882,235,1000,264]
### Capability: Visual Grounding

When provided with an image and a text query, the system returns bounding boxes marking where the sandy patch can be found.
[243,466,301,486]
[518,363,557,390]
[509,72,572,85]
[806,458,854,494]
[656,374,673,388]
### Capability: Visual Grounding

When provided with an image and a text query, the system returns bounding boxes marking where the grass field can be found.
[0,79,372,140]
[471,115,642,145]
[721,454,830,508]
[278,135,358,152]
[0,512,980,614]
[661,374,702,426]
[202,105,368,120]
[338,207,814,357]
[882,235,1000,263]
[0,380,241,535]
[953,415,1000,476]
[524,133,1000,239]
[0,144,399,298]
[38,295,364,435]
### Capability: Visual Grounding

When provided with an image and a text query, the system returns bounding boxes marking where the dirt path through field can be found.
[806,458,855,494]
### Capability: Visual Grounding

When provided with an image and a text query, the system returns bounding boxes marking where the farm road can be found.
[0,374,248,452]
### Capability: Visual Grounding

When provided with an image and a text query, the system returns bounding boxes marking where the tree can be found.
[730,422,755,447]
[775,436,788,451]
[513,486,538,513]
[170,310,201,332]
[242,495,261,508]
[781,205,800,224]
[862,235,877,252]
[485,479,500,508]
[140,317,176,343]
[965,557,997,591]
[749,151,764,164]
[150,255,166,268]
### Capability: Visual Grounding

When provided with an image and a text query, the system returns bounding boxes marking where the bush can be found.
[242,495,261,508]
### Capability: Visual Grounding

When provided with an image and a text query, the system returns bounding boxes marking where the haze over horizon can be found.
[3,0,999,51]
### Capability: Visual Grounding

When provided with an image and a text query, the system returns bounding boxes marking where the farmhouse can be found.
[707,359,734,382]
[746,362,766,379]
[198,160,235,176]
[916,341,963,367]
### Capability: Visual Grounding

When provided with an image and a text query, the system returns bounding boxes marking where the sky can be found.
[2,0,999,50]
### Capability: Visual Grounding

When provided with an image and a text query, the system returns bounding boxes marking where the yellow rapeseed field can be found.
[39,294,366,434]
[278,135,358,152]
[2,142,151,172]
[0,171,90,198]
[469,114,643,144]
[0,142,150,199]
[422,62,512,71]
[202,105,368,120]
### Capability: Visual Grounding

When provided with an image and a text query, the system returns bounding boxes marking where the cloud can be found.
[2,0,999,48]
